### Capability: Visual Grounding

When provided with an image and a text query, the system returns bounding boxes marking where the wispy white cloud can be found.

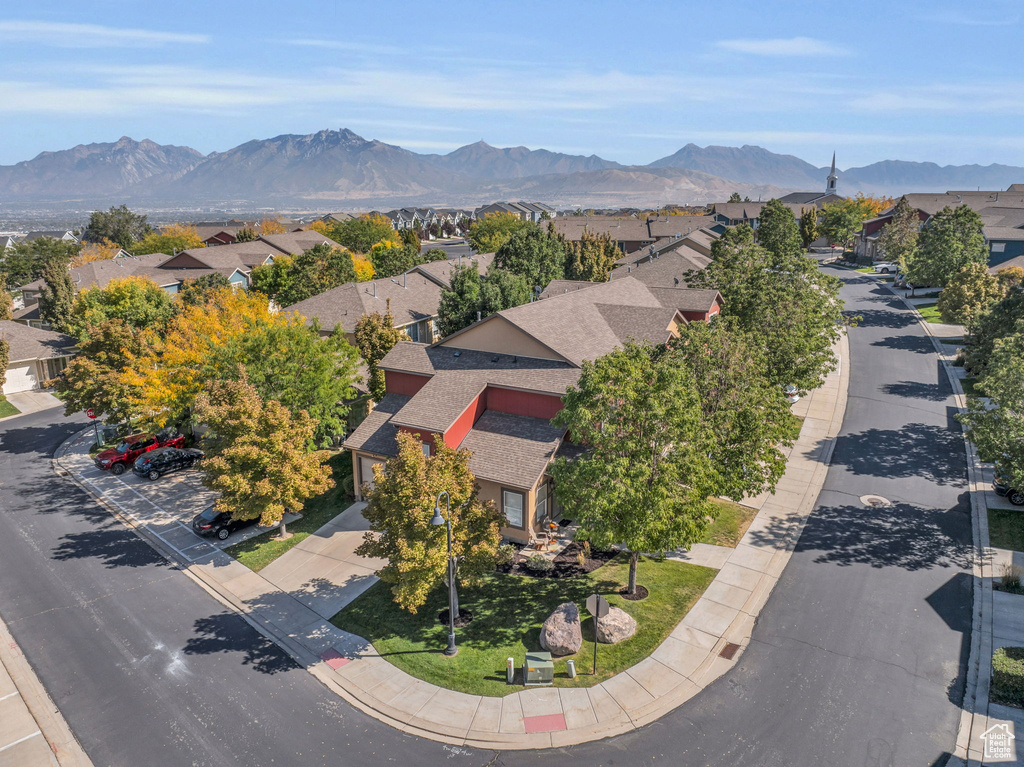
[715,36,844,56]
[924,8,1020,25]
[850,84,1024,115]
[0,20,208,47]
[285,38,403,55]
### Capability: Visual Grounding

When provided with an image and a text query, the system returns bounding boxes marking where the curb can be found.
[48,339,850,750]
[880,281,990,766]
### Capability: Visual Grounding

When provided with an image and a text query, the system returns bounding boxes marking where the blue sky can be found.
[1,0,1023,169]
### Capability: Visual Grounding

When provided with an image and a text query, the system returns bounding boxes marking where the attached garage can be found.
[3,362,37,395]
[1,321,77,396]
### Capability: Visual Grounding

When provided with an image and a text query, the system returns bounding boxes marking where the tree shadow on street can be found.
[855,308,919,330]
[182,613,296,675]
[880,380,951,402]
[50,526,170,569]
[871,333,936,354]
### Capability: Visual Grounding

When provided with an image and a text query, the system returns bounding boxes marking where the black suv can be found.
[191,507,259,541]
[995,467,1024,506]
[132,447,204,480]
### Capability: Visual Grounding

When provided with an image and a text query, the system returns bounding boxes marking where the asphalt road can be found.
[0,265,971,766]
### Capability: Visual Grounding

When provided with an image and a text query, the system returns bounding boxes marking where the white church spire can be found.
[826,152,838,195]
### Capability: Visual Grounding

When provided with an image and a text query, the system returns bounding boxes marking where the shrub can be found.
[496,543,517,566]
[992,646,1024,707]
[582,540,591,558]
[525,553,554,573]
[576,550,586,568]
[1003,565,1024,594]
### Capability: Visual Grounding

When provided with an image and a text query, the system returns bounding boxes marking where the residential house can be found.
[0,235,18,254]
[475,202,554,224]
[23,230,78,244]
[319,212,355,224]
[406,253,497,289]
[710,201,810,230]
[343,277,723,543]
[0,320,77,394]
[552,215,717,255]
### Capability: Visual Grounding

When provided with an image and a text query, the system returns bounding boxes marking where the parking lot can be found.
[57,429,284,562]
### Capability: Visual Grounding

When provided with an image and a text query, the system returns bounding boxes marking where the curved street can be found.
[0,265,971,766]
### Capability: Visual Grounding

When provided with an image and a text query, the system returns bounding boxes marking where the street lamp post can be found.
[431,491,459,657]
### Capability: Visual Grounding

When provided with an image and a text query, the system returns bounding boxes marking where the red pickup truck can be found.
[94,432,185,475]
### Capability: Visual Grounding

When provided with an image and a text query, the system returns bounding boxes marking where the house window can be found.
[992,242,1006,253]
[406,323,420,343]
[502,489,525,528]
[421,442,431,457]
[536,481,548,521]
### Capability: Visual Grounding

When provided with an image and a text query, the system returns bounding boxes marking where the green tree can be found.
[55,319,144,424]
[38,254,76,332]
[494,226,565,290]
[0,339,8,396]
[877,196,920,271]
[234,227,257,243]
[663,320,796,501]
[906,205,988,287]
[399,228,421,252]
[551,342,716,595]
[70,275,174,338]
[757,199,803,259]
[820,198,867,252]
[958,324,1024,493]
[480,266,531,316]
[964,287,1024,375]
[728,192,742,203]
[213,320,360,448]
[369,243,418,279]
[131,224,205,255]
[195,376,333,537]
[84,205,152,249]
[937,262,1004,326]
[331,215,395,253]
[997,267,1024,293]
[437,263,483,337]
[251,244,356,306]
[799,207,820,249]
[563,229,619,282]
[356,430,505,613]
[177,273,234,307]
[422,248,449,262]
[0,276,12,321]
[467,212,533,253]
[688,239,843,391]
[355,302,405,401]
[711,224,755,258]
[250,255,297,302]
[1,238,79,287]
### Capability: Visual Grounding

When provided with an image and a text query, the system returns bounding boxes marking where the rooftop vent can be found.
[453,351,461,357]
[491,356,499,363]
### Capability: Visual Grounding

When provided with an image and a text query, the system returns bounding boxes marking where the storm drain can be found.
[859,494,892,508]
[719,642,741,660]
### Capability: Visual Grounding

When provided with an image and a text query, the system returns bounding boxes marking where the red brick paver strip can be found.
[319,649,350,670]
[523,713,567,733]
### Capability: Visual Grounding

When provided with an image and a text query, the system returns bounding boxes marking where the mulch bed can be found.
[619,584,649,601]
[437,608,473,628]
[496,541,617,579]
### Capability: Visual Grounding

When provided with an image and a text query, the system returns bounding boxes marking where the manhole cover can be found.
[860,494,892,508]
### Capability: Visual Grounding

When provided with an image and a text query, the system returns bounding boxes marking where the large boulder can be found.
[539,602,582,656]
[596,607,637,645]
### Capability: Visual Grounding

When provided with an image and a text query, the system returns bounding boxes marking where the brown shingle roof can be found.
[256,232,342,256]
[610,245,711,287]
[0,320,76,362]
[537,280,602,300]
[341,394,411,456]
[459,410,565,489]
[20,253,172,293]
[391,374,486,434]
[409,253,496,288]
[647,287,723,314]
[285,272,443,334]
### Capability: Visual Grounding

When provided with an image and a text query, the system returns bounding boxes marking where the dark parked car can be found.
[994,468,1024,506]
[191,507,259,541]
[94,431,186,475]
[132,447,204,480]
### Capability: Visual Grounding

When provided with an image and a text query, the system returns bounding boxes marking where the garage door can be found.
[3,363,36,395]
[359,456,384,494]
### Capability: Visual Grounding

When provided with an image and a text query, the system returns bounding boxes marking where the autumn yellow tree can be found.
[124,288,286,427]
[259,218,287,235]
[132,224,206,255]
[353,254,375,281]
[855,193,894,219]
[310,219,332,236]
[73,238,121,267]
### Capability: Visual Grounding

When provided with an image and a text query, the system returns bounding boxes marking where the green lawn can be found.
[989,508,1024,552]
[915,302,943,323]
[331,555,716,697]
[961,377,984,398]
[702,498,758,547]
[227,452,355,571]
[992,646,1024,708]
[0,397,20,419]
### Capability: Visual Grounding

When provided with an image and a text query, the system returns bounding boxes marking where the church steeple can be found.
[826,152,838,195]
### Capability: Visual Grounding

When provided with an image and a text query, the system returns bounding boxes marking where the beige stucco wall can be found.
[438,316,561,361]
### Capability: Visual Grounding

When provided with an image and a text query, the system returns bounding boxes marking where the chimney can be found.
[372,281,376,298]
[477,310,481,322]
[404,272,407,288]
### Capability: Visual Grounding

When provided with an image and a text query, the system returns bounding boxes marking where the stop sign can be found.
[86,408,96,419]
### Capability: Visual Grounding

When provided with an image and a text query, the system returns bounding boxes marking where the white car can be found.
[873,262,899,274]
[783,385,801,405]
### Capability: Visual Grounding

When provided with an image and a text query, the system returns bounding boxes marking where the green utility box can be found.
[524,651,554,686]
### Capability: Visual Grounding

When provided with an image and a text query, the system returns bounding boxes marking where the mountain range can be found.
[1,129,1022,209]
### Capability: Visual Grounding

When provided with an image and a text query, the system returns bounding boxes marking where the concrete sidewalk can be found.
[52,335,849,749]
[0,612,91,767]
[0,391,62,422]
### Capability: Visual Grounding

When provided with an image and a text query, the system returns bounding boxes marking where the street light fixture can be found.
[432,490,459,657]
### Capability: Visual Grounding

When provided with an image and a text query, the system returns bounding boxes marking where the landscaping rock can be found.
[539,602,582,655]
[596,607,637,644]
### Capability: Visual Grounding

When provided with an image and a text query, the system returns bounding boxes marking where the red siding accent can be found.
[444,392,486,448]
[486,387,563,421]
[398,426,436,451]
[385,370,430,396]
